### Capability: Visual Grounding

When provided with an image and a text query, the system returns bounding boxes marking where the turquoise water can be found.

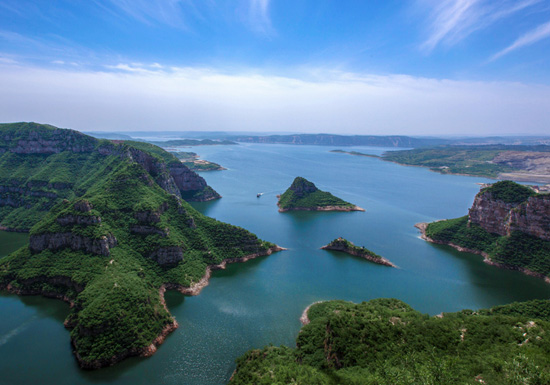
[0,144,548,385]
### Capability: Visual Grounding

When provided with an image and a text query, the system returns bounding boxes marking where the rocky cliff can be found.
[0,122,281,369]
[0,122,220,231]
[468,181,550,241]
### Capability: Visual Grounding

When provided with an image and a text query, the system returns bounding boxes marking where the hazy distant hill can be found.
[229,134,447,147]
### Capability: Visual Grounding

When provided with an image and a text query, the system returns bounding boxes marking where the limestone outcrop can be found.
[29,232,117,256]
[468,182,550,241]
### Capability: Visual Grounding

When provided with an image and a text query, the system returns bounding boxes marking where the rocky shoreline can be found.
[165,245,285,296]
[0,245,284,369]
[415,222,550,284]
[278,204,364,213]
[321,242,396,267]
[299,301,325,325]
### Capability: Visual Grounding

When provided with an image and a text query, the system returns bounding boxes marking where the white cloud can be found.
[491,20,550,61]
[420,0,541,52]
[0,62,549,136]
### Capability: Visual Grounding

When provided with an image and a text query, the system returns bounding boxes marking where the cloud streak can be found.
[420,0,541,52]
[248,0,274,35]
[103,0,189,28]
[0,62,548,136]
[491,20,550,61]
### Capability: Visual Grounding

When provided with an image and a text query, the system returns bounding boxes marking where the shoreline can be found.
[0,244,285,369]
[164,245,286,296]
[278,205,365,213]
[414,222,550,284]
[321,244,396,267]
[299,301,325,325]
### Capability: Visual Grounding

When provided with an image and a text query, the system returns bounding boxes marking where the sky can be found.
[0,0,549,136]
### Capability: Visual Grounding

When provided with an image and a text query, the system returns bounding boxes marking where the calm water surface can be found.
[0,144,548,385]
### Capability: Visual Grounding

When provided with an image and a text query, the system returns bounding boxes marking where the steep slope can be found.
[277,177,364,212]
[0,122,220,231]
[418,181,550,281]
[0,122,280,368]
[230,299,550,384]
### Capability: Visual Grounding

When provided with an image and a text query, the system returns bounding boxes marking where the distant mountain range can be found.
[85,131,550,148]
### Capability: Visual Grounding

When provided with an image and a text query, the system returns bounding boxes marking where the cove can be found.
[0,143,548,385]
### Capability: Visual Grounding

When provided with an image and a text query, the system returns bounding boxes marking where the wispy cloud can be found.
[248,0,274,36]
[490,21,550,61]
[104,0,189,28]
[420,0,541,52]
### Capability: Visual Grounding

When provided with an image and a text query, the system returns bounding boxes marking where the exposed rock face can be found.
[468,187,550,241]
[288,177,318,197]
[130,225,169,237]
[123,146,220,201]
[2,125,96,154]
[508,196,550,240]
[468,192,518,236]
[30,232,117,256]
[57,215,101,226]
[74,200,93,212]
[149,247,183,265]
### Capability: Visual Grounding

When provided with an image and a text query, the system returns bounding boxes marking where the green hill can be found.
[230,298,550,384]
[0,123,221,231]
[277,177,364,212]
[0,122,280,368]
[420,181,550,280]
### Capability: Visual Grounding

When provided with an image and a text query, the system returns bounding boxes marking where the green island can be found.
[229,298,550,384]
[277,177,364,212]
[321,238,396,267]
[417,181,550,281]
[0,122,282,368]
[330,149,380,158]
[381,145,550,183]
[169,151,225,171]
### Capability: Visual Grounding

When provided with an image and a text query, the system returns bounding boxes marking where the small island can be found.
[277,177,364,212]
[321,237,396,267]
[169,151,226,171]
[330,149,380,158]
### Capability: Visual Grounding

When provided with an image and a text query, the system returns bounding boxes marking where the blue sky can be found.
[0,0,549,135]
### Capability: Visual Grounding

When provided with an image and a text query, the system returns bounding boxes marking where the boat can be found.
[257,193,264,198]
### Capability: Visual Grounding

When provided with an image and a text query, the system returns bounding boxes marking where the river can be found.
[0,143,548,385]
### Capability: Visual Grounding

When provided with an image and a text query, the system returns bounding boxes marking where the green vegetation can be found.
[323,238,383,260]
[230,298,550,385]
[0,125,220,231]
[482,180,536,204]
[330,149,380,158]
[382,145,522,178]
[0,123,277,367]
[425,217,550,277]
[170,151,198,161]
[278,177,356,211]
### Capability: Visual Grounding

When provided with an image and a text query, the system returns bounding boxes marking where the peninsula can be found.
[382,145,550,183]
[0,122,282,369]
[416,181,550,282]
[321,238,396,267]
[169,151,225,171]
[230,298,550,384]
[277,177,364,212]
